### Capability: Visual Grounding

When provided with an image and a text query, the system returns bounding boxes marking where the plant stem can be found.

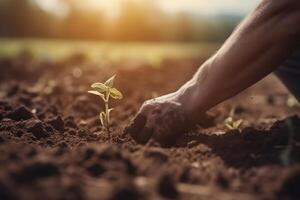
[105,90,111,139]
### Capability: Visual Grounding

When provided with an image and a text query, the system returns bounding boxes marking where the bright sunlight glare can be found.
[34,0,261,17]
[156,0,261,15]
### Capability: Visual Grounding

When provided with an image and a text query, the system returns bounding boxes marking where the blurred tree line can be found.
[0,0,242,42]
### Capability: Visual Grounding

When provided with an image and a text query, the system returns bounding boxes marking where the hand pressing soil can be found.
[124,93,191,146]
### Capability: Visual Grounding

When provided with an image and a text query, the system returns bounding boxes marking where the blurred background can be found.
[0,0,260,62]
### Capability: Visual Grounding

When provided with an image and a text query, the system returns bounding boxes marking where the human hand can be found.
[124,92,208,146]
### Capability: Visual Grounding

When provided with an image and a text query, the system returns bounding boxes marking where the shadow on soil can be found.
[177,115,300,169]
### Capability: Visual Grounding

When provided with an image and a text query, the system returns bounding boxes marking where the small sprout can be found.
[88,75,123,137]
[225,117,243,130]
[224,108,243,130]
[286,95,300,108]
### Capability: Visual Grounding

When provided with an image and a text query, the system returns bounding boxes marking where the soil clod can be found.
[25,119,49,139]
[158,173,179,199]
[6,106,33,121]
[11,161,60,183]
[47,116,65,131]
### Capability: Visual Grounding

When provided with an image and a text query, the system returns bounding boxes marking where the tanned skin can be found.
[125,0,300,145]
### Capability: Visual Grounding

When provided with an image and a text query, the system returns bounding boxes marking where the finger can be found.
[123,114,146,138]
[152,111,187,146]
[152,126,178,147]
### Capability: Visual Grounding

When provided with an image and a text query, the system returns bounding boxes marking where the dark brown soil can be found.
[0,53,300,200]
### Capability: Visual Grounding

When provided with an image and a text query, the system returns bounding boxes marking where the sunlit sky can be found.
[157,0,261,15]
[35,0,261,18]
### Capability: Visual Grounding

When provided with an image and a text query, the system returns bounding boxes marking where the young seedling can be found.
[286,95,300,108]
[224,108,243,130]
[88,75,123,137]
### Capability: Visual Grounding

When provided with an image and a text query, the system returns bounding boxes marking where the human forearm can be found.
[125,0,300,144]
[177,0,300,118]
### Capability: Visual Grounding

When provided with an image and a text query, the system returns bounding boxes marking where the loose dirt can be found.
[0,54,299,200]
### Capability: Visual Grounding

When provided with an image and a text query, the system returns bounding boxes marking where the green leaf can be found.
[110,88,123,99]
[88,90,103,97]
[224,117,232,125]
[287,95,300,108]
[105,75,116,88]
[233,119,243,129]
[225,123,234,130]
[91,83,107,93]
[88,90,105,100]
